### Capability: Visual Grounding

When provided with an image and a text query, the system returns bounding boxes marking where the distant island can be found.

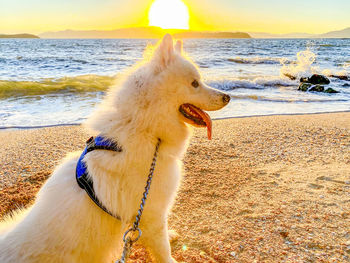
[39,27,251,39]
[0,34,39,39]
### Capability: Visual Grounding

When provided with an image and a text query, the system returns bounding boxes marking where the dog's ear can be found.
[175,40,183,54]
[155,34,175,69]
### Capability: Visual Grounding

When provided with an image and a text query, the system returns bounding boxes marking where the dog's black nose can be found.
[222,94,230,104]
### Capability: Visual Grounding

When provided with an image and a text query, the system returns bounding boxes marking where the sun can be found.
[148,0,189,30]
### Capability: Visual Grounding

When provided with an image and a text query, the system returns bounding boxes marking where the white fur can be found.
[0,34,229,263]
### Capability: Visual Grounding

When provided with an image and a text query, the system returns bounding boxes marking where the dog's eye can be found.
[191,80,199,88]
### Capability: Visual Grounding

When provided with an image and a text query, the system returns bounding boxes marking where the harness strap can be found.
[76,136,122,220]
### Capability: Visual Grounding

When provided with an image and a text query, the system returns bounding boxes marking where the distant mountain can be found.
[249,32,314,38]
[40,27,164,39]
[38,26,350,39]
[318,27,350,38]
[40,27,251,39]
[250,27,350,39]
[174,31,250,39]
[0,33,39,39]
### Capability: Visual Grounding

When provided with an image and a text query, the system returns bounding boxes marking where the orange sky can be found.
[0,0,349,34]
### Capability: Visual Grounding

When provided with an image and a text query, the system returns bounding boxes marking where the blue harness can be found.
[76,135,122,219]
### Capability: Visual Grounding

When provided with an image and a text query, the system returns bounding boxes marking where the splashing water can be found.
[281,49,349,79]
[280,50,317,79]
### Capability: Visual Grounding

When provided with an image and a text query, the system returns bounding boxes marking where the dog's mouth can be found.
[179,103,212,140]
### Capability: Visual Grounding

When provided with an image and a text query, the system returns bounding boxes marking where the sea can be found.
[0,38,349,128]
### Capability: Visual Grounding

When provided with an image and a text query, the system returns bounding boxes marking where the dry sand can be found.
[0,112,350,262]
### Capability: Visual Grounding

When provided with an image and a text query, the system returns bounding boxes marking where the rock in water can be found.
[330,75,349,81]
[324,88,339,93]
[297,81,339,93]
[300,74,330,85]
[298,83,312,92]
[309,74,330,84]
[309,85,324,92]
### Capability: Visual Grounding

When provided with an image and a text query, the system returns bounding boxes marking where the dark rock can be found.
[298,83,312,92]
[309,74,330,84]
[309,85,324,92]
[300,74,330,85]
[324,88,339,93]
[297,82,339,94]
[330,75,348,81]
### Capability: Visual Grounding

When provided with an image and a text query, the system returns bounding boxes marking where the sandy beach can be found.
[1,112,349,262]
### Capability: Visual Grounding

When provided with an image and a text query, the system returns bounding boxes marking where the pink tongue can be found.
[193,107,212,140]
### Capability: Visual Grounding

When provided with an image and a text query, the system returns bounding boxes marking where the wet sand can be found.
[1,112,350,262]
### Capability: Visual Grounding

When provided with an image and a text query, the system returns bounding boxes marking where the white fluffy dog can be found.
[0,34,230,262]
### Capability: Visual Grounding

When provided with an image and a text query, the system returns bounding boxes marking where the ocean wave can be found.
[227,57,290,65]
[0,75,115,98]
[72,59,89,64]
[0,72,345,99]
[0,73,298,99]
[319,44,336,47]
[98,58,128,62]
[208,77,295,91]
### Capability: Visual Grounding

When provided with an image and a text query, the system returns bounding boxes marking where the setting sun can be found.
[148,0,189,29]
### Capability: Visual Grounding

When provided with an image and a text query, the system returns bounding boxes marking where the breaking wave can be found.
[0,74,299,98]
[228,57,290,65]
[0,75,115,98]
[208,77,295,91]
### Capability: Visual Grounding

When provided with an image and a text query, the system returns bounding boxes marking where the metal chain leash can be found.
[116,138,161,263]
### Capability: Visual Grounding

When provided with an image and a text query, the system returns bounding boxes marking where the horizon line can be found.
[1,25,349,37]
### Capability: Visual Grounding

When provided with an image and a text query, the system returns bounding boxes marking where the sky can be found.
[0,0,349,35]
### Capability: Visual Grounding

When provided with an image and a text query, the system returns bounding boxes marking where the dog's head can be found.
[146,34,230,140]
[88,34,230,141]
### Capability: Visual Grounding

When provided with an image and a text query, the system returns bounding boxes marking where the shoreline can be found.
[0,123,81,131]
[1,112,349,262]
[1,110,350,131]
